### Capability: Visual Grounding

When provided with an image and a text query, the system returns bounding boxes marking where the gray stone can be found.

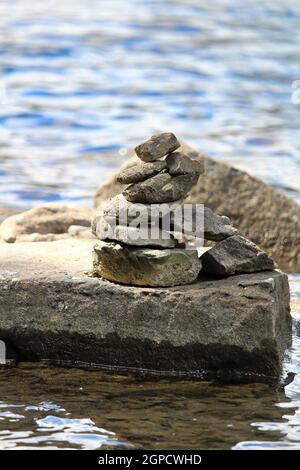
[93,142,300,272]
[92,195,236,243]
[0,239,292,379]
[201,235,276,276]
[135,132,180,162]
[93,240,201,287]
[116,160,167,184]
[169,206,237,241]
[0,205,93,243]
[92,195,183,233]
[166,151,204,176]
[202,208,237,241]
[96,219,177,248]
[123,172,199,203]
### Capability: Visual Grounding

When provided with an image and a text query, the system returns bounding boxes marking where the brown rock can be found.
[0,205,93,243]
[166,151,204,176]
[135,132,180,162]
[116,160,167,184]
[93,240,201,287]
[123,172,199,203]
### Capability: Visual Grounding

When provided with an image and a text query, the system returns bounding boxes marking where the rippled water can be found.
[1,0,300,208]
[0,277,299,450]
[1,0,300,451]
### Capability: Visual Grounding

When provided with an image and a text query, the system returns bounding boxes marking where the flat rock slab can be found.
[0,240,292,381]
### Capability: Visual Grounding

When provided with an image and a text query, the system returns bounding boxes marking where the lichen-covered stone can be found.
[135,132,180,162]
[201,235,275,276]
[116,161,167,184]
[93,240,201,287]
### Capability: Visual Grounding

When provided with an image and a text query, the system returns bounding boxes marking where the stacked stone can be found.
[92,132,276,286]
[92,132,207,286]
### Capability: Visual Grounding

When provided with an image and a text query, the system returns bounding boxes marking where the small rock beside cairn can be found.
[92,132,276,287]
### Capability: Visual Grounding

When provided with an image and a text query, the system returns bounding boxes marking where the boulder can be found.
[116,160,166,184]
[166,151,204,176]
[135,132,180,162]
[201,235,275,276]
[0,239,292,379]
[93,143,300,272]
[0,205,93,243]
[93,240,200,287]
[123,172,199,203]
[95,220,177,249]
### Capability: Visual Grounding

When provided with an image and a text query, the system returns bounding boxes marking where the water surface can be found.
[1,0,300,450]
[0,0,300,208]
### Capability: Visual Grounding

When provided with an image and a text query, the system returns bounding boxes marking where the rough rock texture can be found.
[166,151,204,176]
[0,205,93,243]
[135,132,180,162]
[93,195,183,231]
[170,205,238,241]
[201,235,275,276]
[93,143,300,272]
[92,195,236,242]
[96,220,177,248]
[123,172,199,203]
[117,160,167,184]
[93,240,200,286]
[0,240,292,379]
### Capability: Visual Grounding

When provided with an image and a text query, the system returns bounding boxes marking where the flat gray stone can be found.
[135,132,180,162]
[93,240,201,287]
[92,195,183,233]
[201,235,276,276]
[95,220,177,248]
[92,195,236,242]
[116,161,167,184]
[123,172,199,203]
[169,206,237,241]
[0,240,292,379]
[166,151,204,176]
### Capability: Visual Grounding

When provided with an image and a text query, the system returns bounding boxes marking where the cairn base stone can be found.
[93,240,201,287]
[0,240,292,380]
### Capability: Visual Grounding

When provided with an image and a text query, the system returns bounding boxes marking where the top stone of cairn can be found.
[135,132,180,162]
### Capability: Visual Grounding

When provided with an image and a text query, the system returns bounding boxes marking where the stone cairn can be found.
[92,132,275,287]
